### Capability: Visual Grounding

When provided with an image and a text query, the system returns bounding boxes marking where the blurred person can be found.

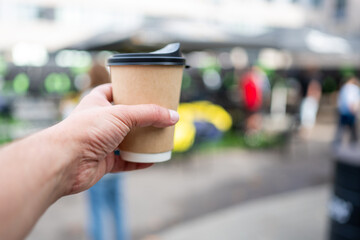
[238,66,269,132]
[0,83,179,240]
[285,78,302,115]
[88,173,127,240]
[85,60,129,240]
[299,79,322,137]
[334,77,360,147]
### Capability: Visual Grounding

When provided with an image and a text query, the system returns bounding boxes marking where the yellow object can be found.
[173,121,196,152]
[173,101,233,152]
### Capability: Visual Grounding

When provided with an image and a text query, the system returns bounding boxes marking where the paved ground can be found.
[157,185,330,240]
[27,122,336,240]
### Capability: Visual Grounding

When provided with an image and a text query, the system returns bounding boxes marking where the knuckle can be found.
[81,93,92,103]
[108,107,133,130]
[149,104,164,121]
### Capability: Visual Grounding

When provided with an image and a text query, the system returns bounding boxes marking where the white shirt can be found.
[338,83,360,115]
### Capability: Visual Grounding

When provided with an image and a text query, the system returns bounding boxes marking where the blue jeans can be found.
[87,174,129,240]
[334,113,358,146]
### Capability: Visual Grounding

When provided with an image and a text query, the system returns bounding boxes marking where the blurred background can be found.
[2,0,360,239]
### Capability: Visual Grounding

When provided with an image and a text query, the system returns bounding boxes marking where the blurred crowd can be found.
[1,48,360,149]
[1,47,360,239]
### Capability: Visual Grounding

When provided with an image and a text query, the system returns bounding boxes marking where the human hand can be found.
[55,83,179,195]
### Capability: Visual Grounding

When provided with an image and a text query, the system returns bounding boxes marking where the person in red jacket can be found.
[239,66,269,132]
[241,69,263,112]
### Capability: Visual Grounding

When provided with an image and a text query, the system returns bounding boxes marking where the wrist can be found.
[0,123,78,239]
[31,122,79,199]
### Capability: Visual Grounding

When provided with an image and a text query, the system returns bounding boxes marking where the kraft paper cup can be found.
[108,43,186,163]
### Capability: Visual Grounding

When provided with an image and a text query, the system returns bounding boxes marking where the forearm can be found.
[0,83,177,239]
[0,124,70,239]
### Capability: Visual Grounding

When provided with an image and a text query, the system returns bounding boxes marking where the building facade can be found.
[0,0,359,52]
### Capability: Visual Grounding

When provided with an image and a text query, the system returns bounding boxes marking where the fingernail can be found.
[169,110,179,123]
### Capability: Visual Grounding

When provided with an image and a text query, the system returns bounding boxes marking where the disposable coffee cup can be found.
[107,43,186,163]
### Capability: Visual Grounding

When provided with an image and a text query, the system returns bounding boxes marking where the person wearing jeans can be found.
[87,173,129,240]
[334,77,360,147]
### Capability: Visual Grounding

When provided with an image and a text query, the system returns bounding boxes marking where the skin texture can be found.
[0,83,179,240]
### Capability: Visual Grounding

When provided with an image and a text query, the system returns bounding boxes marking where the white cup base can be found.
[120,150,172,163]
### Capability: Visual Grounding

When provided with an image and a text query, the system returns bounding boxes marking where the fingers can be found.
[111,104,179,128]
[73,83,113,112]
[110,155,153,172]
[90,83,113,102]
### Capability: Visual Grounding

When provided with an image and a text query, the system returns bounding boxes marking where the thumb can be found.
[111,104,179,128]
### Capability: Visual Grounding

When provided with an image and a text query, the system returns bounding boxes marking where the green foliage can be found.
[70,66,91,75]
[340,66,355,79]
[181,72,192,90]
[44,73,71,94]
[195,131,284,153]
[13,73,30,94]
[322,77,337,93]
[0,116,22,145]
[0,56,7,76]
[223,72,235,89]
[256,62,275,80]
[198,56,221,74]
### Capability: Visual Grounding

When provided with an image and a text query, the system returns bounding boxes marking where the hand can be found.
[55,83,179,195]
[0,83,179,240]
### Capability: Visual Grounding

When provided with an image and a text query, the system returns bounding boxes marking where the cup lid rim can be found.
[107,43,186,66]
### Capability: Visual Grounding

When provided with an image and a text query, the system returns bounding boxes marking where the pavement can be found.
[157,185,330,240]
[27,121,336,240]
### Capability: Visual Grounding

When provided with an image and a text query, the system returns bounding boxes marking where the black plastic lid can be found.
[107,43,186,66]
